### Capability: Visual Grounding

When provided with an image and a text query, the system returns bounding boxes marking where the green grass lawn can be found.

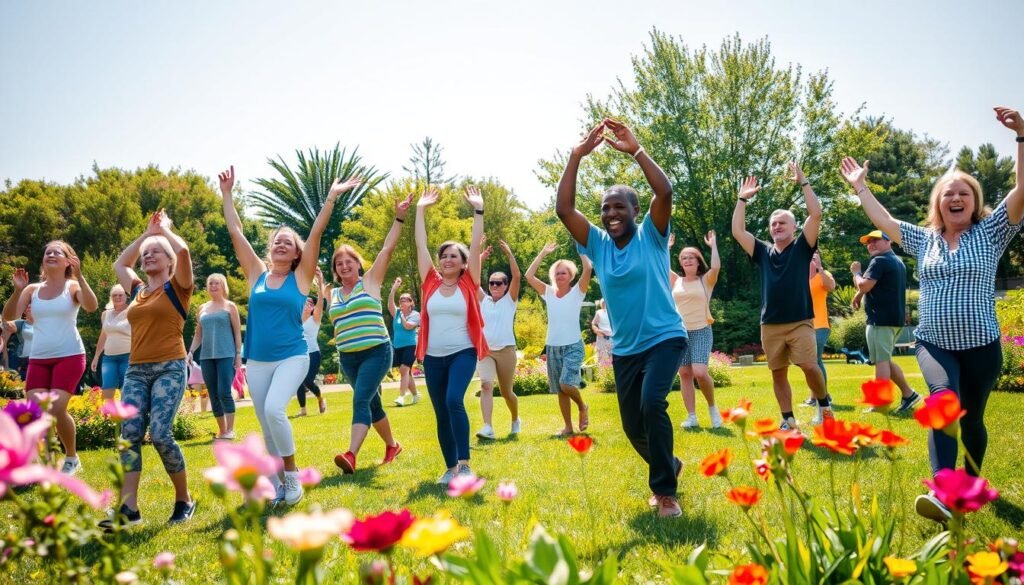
[7,357,1024,581]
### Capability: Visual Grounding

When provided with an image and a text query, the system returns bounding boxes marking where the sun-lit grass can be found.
[5,356,1023,581]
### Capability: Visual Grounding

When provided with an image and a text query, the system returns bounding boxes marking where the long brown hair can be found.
[39,240,78,282]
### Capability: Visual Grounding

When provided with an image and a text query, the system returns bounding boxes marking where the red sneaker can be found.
[383,442,403,464]
[334,451,356,474]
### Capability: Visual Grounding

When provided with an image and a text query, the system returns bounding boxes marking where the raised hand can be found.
[840,157,870,189]
[480,245,493,262]
[541,241,557,255]
[12,268,29,290]
[738,176,761,201]
[995,107,1024,135]
[157,209,174,232]
[463,185,484,211]
[417,187,440,208]
[394,192,414,220]
[498,239,513,256]
[146,211,164,235]
[704,230,717,248]
[788,161,806,185]
[218,165,235,195]
[329,176,364,201]
[68,255,82,278]
[602,118,642,156]
[572,121,606,158]
[668,232,675,248]
[393,276,402,289]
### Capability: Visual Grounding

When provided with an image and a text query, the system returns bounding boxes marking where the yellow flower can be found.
[883,556,917,578]
[267,508,354,551]
[400,511,470,557]
[966,551,1007,579]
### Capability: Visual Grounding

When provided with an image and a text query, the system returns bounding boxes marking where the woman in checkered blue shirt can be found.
[839,107,1024,524]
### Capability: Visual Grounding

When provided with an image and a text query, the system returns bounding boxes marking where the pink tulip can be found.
[447,473,486,498]
[203,434,283,494]
[297,466,322,488]
[100,400,139,422]
[923,468,999,514]
[246,476,278,503]
[0,411,112,509]
[31,391,60,412]
[495,481,518,502]
[152,552,175,570]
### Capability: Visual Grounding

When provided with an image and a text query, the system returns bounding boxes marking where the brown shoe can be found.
[334,451,356,474]
[656,495,682,518]
[650,458,683,509]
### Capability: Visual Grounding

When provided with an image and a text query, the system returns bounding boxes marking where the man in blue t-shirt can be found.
[557,118,686,519]
[731,165,833,431]
[851,230,921,413]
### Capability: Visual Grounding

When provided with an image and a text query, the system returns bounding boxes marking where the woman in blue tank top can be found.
[218,165,364,506]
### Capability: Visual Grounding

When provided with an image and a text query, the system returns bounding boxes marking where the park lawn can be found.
[6,356,1024,582]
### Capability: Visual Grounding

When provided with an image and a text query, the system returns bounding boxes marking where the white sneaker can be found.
[283,471,303,505]
[811,406,835,426]
[437,469,456,485]
[476,424,495,440]
[410,394,420,405]
[510,420,522,435]
[708,407,723,429]
[680,413,699,429]
[61,457,82,476]
[393,395,406,407]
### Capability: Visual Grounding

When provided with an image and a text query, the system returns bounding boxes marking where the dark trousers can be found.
[339,344,391,426]
[423,347,476,468]
[296,351,323,408]
[915,338,1002,476]
[612,336,686,497]
[200,356,236,417]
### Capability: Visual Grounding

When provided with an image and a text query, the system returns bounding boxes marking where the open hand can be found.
[788,161,806,185]
[668,233,675,248]
[572,121,606,158]
[602,118,641,155]
[12,268,29,290]
[704,230,717,248]
[393,276,402,289]
[218,165,235,195]
[498,239,513,256]
[394,192,414,220]
[417,187,440,208]
[480,245,493,262]
[329,176,364,201]
[541,241,557,255]
[463,185,484,211]
[68,255,82,278]
[840,157,870,189]
[738,176,761,201]
[995,107,1024,135]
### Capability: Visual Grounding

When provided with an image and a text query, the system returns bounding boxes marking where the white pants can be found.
[246,355,309,458]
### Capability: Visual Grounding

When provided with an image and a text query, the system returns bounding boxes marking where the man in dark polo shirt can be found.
[851,230,922,413]
[731,164,833,431]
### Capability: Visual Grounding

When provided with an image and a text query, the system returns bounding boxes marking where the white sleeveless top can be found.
[302,317,321,354]
[425,290,473,357]
[102,308,132,355]
[30,281,85,358]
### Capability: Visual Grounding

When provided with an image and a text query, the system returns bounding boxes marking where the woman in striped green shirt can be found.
[330,193,412,474]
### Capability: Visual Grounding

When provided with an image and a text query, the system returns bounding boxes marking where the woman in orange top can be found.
[804,250,835,406]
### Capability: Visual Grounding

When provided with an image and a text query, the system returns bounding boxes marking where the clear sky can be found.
[2,0,1021,209]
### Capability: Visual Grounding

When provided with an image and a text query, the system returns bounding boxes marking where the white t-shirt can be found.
[594,309,612,335]
[425,290,474,357]
[543,284,585,347]
[302,317,320,354]
[480,294,517,350]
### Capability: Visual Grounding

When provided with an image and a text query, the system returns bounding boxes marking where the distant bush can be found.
[830,312,867,351]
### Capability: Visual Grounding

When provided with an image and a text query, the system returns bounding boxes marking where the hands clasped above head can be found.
[572,118,643,158]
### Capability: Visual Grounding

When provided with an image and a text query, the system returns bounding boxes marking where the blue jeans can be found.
[814,328,830,385]
[339,343,391,426]
[200,356,236,417]
[423,347,476,468]
[101,353,131,390]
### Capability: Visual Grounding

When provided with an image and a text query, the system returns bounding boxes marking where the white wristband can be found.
[632,147,645,160]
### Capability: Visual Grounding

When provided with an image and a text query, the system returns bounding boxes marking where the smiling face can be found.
[437,242,468,279]
[768,210,797,246]
[109,285,127,309]
[333,252,362,284]
[488,272,509,300]
[140,236,174,278]
[927,171,987,233]
[678,247,706,277]
[40,241,73,279]
[600,189,639,242]
[398,294,415,312]
[267,228,303,270]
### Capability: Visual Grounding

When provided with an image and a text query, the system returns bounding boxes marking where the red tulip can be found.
[750,418,778,437]
[811,418,860,456]
[878,430,908,448]
[566,435,593,455]
[859,378,897,411]
[343,509,416,552]
[914,391,965,435]
[726,486,763,510]
[771,429,805,456]
[729,563,768,585]
[699,448,733,478]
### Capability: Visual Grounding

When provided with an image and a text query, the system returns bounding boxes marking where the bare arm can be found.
[840,158,902,245]
[525,242,555,295]
[67,255,99,312]
[850,261,878,293]
[2,272,34,322]
[364,193,412,293]
[218,166,265,283]
[114,214,161,295]
[820,270,837,292]
[299,177,363,295]
[703,230,721,288]
[604,118,672,233]
[556,122,605,246]
[464,186,485,287]
[386,277,401,318]
[414,188,440,283]
[731,177,760,257]
[500,240,522,302]
[229,303,243,368]
[157,212,194,289]
[995,107,1024,223]
[789,162,822,247]
[91,322,108,372]
[577,254,593,294]
[187,307,204,356]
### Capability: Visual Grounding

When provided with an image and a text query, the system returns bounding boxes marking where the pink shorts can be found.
[25,354,87,394]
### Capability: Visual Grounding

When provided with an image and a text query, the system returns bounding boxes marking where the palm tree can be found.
[249,144,386,262]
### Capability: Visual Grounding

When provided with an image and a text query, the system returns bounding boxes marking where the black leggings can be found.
[296,351,323,408]
[915,338,1002,476]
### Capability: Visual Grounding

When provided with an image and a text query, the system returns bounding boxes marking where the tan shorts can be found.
[477,345,518,394]
[761,320,817,371]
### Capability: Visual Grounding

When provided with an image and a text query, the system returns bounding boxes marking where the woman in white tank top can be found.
[2,240,99,476]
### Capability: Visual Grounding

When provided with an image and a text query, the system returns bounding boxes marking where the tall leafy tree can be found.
[248,145,384,263]
[957,143,1021,278]
[403,136,449,188]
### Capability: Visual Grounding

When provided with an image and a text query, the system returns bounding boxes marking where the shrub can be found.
[730,342,764,359]
[997,333,1024,393]
[830,312,867,350]
[0,370,25,400]
[593,365,617,393]
[708,351,733,387]
[712,297,762,354]
[68,388,202,450]
[512,358,551,396]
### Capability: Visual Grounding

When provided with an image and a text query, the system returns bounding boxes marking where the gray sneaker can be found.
[60,458,82,476]
[437,469,456,485]
[895,392,922,414]
[456,463,474,477]
[915,492,951,523]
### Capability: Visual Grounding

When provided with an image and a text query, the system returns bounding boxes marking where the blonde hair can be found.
[39,240,78,282]
[105,283,127,310]
[140,235,176,278]
[548,259,578,284]
[265,227,305,271]
[206,273,229,297]
[678,246,709,276]
[331,244,366,283]
[926,171,990,231]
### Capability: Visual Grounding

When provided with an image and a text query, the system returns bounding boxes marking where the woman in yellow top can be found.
[804,250,835,406]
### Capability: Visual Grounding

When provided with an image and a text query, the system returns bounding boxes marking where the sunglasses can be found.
[488,281,506,286]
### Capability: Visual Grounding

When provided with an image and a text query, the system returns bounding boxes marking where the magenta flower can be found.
[100,400,139,422]
[0,411,112,509]
[203,433,283,494]
[1014,335,1024,347]
[495,481,518,502]
[152,551,175,570]
[923,468,999,514]
[297,466,322,488]
[447,473,486,498]
[1008,552,1024,577]
[2,400,42,428]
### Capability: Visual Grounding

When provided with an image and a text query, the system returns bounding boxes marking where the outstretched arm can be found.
[556,122,605,246]
[704,230,721,288]
[365,193,413,293]
[464,186,485,287]
[604,118,673,234]
[300,177,363,294]
[415,188,440,283]
[68,255,99,312]
[731,177,760,257]
[524,242,556,295]
[995,107,1024,224]
[790,162,822,247]
[500,240,522,302]
[114,212,162,294]
[840,157,902,245]
[156,211,194,288]
[577,254,593,293]
[312,269,326,323]
[218,166,265,283]
[387,277,401,318]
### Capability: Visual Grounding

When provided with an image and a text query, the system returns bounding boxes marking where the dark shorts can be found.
[393,345,416,368]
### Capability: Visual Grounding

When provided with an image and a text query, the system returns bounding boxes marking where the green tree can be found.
[248,145,385,263]
[403,136,449,188]
[956,143,1021,278]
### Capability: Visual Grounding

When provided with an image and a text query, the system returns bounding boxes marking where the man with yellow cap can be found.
[851,230,921,413]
